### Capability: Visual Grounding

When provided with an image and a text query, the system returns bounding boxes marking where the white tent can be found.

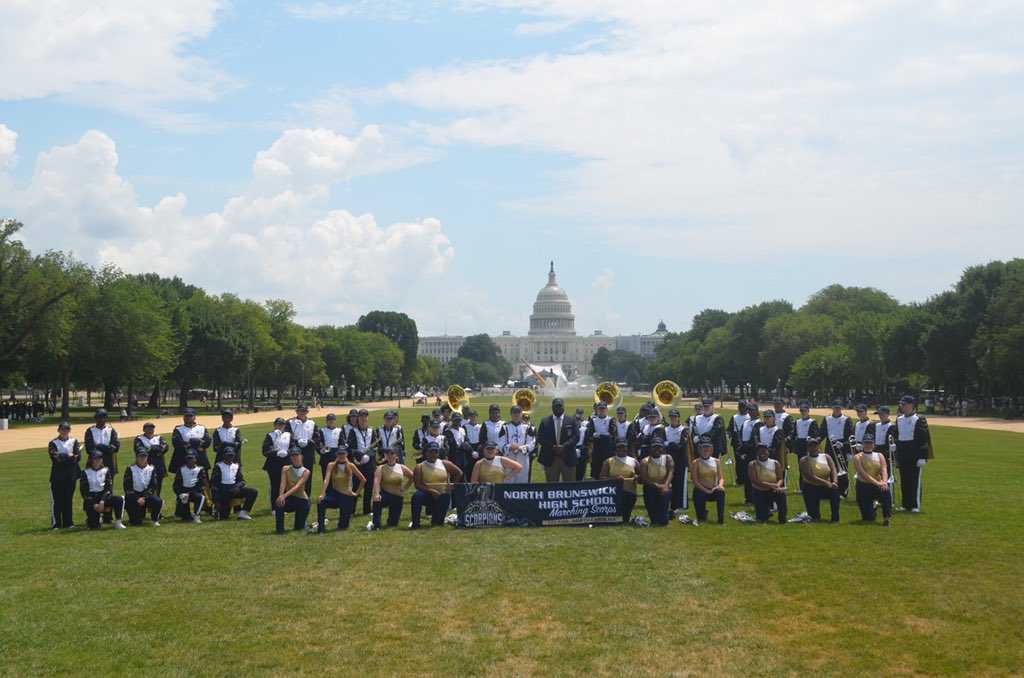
[412,391,427,399]
[525,362,569,386]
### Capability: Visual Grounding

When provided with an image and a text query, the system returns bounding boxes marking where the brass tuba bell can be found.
[511,388,537,414]
[594,381,623,410]
[652,380,682,410]
[446,384,469,414]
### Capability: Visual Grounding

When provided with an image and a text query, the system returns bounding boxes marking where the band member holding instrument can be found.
[792,404,819,460]
[727,400,750,465]
[170,408,211,473]
[664,408,689,513]
[213,409,243,466]
[853,404,875,445]
[471,440,523,483]
[412,413,431,457]
[748,444,787,524]
[411,442,463,528]
[853,437,892,525]
[696,399,727,458]
[873,405,898,502]
[275,449,311,534]
[172,450,208,522]
[417,419,447,464]
[772,398,794,442]
[600,438,639,523]
[584,401,615,480]
[819,400,853,498]
[638,410,665,460]
[319,413,344,478]
[369,447,414,531]
[758,410,785,468]
[210,447,257,521]
[798,439,840,522]
[315,448,364,533]
[690,436,725,525]
[49,421,81,530]
[895,395,933,513]
[499,405,535,484]
[134,423,169,497]
[445,412,470,469]
[288,403,321,497]
[348,409,378,515]
[738,403,762,503]
[85,408,121,478]
[124,449,162,527]
[80,451,126,530]
[378,411,405,465]
[638,438,674,526]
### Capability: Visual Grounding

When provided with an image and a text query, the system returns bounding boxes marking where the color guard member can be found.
[748,444,787,524]
[853,437,892,525]
[798,439,840,523]
[600,438,639,523]
[275,449,311,534]
[638,438,673,526]
[369,448,414,530]
[470,440,523,483]
[411,442,463,528]
[315,448,365,533]
[690,436,725,525]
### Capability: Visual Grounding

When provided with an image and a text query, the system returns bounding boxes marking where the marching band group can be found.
[47,387,933,533]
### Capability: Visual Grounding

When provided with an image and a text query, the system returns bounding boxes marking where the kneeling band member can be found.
[600,438,639,523]
[173,450,208,522]
[370,448,414,530]
[411,442,464,528]
[211,447,257,520]
[470,440,523,484]
[853,437,892,525]
[124,449,163,526]
[798,439,840,522]
[749,444,787,524]
[80,452,126,529]
[275,450,311,534]
[316,448,365,533]
[638,438,674,526]
[690,436,725,525]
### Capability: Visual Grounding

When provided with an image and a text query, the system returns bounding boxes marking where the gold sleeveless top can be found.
[696,458,718,490]
[860,453,883,482]
[644,456,670,483]
[381,464,406,496]
[285,465,308,500]
[608,455,638,494]
[478,457,506,483]
[809,454,831,480]
[753,460,778,484]
[330,462,352,494]
[420,460,449,491]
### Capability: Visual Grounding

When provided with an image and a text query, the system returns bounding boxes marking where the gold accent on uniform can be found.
[594,382,623,410]
[652,380,682,410]
[512,388,537,414]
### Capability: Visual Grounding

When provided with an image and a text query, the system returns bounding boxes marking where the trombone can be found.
[887,433,899,505]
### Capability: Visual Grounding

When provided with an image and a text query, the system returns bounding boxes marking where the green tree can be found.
[789,345,854,398]
[364,332,403,397]
[456,334,511,385]
[758,313,835,386]
[411,355,443,388]
[357,311,419,382]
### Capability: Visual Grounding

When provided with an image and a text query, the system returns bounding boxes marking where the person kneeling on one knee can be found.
[124,448,163,527]
[211,447,257,521]
[80,451,126,530]
[173,450,208,523]
[276,449,311,533]
[748,444,788,524]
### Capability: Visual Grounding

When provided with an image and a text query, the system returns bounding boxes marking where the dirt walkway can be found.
[0,400,406,455]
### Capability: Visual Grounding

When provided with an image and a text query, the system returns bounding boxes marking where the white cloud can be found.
[2,126,454,325]
[283,1,420,22]
[591,267,614,293]
[0,1,231,126]
[0,124,17,167]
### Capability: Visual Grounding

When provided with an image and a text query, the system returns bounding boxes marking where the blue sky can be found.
[1,1,1022,339]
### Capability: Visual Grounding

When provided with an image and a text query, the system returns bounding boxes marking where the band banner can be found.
[453,479,624,528]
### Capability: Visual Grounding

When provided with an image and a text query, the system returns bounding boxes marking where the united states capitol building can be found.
[418,263,669,381]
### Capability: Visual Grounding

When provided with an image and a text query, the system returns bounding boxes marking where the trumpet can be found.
[446,385,470,414]
[512,387,537,414]
[594,382,623,410]
[652,380,682,411]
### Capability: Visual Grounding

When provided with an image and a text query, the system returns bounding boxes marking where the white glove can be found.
[889,444,896,454]
[471,451,479,459]
[853,444,863,453]
[298,439,308,448]
[845,454,853,462]
[916,459,927,468]
[178,493,188,503]
[276,449,287,458]
[361,454,369,464]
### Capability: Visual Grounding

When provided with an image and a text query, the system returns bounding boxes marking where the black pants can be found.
[357,461,376,514]
[318,449,338,481]
[856,481,892,521]
[752,488,787,523]
[411,490,451,527]
[214,485,257,518]
[126,494,163,525]
[50,476,77,529]
[802,483,840,522]
[642,486,671,526]
[151,458,166,496]
[692,488,725,524]
[317,493,355,532]
[590,439,613,480]
[84,495,125,529]
[617,491,638,523]
[175,490,205,520]
[372,492,404,528]
[575,450,589,481]
[265,459,287,506]
[897,453,922,510]
[737,445,753,501]
[668,445,688,510]
[300,449,315,496]
[275,496,310,533]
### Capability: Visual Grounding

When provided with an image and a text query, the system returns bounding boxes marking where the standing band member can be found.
[853,404,875,446]
[135,423,169,497]
[690,436,725,525]
[663,408,690,513]
[585,401,614,480]
[124,449,163,526]
[463,409,482,477]
[211,448,257,520]
[319,413,344,478]
[170,408,211,473]
[600,438,639,523]
[895,395,933,513]
[445,412,470,467]
[798,439,840,523]
[792,404,819,461]
[80,451,126,530]
[638,438,673,526]
[727,400,750,466]
[853,437,892,525]
[348,409,377,515]
[819,400,853,498]
[749,444,787,524]
[411,442,463,528]
[49,421,81,530]
[369,448,414,531]
[262,418,291,506]
[471,440,523,483]
[173,450,208,523]
[213,409,243,466]
[85,409,120,476]
[612,406,635,456]
[738,404,762,503]
[378,411,405,465]
[315,448,365,533]
[499,405,535,484]
[275,449,311,534]
[695,400,727,458]
[288,403,321,497]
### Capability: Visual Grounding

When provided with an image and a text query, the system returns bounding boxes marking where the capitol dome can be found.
[529,262,576,336]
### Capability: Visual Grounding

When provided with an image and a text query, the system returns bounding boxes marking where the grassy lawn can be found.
[1,399,1020,676]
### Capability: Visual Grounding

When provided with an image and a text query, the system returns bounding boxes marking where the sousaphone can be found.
[652,380,682,410]
[594,382,623,410]
[446,384,470,414]
[511,388,537,414]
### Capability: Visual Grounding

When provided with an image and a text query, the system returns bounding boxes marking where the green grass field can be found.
[1,398,1021,676]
